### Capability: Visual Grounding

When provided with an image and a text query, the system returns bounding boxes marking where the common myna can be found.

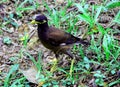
[31,14,90,58]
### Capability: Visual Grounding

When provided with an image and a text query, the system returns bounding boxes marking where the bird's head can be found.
[31,14,48,25]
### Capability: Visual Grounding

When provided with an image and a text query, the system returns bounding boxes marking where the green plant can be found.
[20,32,29,47]
[75,57,91,73]
[15,0,39,17]
[105,1,120,10]
[94,70,106,86]
[0,0,8,3]
[75,3,103,33]
[113,11,120,24]
[3,37,12,45]
[2,13,19,28]
[4,64,26,87]
[24,51,53,86]
[109,79,120,86]
[24,51,42,71]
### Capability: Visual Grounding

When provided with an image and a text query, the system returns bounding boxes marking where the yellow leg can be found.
[69,59,75,77]
[50,58,58,73]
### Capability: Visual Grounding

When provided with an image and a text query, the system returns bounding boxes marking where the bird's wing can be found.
[47,28,70,45]
[47,27,77,46]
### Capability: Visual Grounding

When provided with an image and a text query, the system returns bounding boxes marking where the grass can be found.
[1,0,120,86]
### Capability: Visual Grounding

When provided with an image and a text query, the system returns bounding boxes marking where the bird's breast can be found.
[38,33,57,50]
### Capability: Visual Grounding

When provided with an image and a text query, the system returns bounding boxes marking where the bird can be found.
[31,14,90,59]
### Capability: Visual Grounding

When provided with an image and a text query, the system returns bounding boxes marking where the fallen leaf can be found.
[56,0,64,4]
[20,66,38,84]
[27,36,39,49]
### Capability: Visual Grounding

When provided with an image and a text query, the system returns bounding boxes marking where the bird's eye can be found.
[43,20,46,23]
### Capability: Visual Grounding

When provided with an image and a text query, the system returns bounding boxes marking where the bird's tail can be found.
[76,38,90,45]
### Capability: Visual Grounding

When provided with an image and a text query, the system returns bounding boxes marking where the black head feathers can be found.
[35,14,48,22]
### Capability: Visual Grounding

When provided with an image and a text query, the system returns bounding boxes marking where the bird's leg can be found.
[55,53,59,58]
[50,52,58,73]
[50,58,58,73]
[64,50,75,68]
[69,58,75,77]
[66,50,75,77]
[66,50,74,59]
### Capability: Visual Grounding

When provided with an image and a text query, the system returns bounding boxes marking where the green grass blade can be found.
[109,79,120,86]
[17,0,28,8]
[75,3,94,27]
[4,64,19,87]
[113,11,120,24]
[69,59,74,77]
[17,6,35,11]
[94,6,103,22]
[106,1,120,10]
[75,3,88,17]
[10,77,26,87]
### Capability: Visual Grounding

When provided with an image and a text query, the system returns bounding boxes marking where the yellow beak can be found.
[30,20,37,24]
[31,20,47,24]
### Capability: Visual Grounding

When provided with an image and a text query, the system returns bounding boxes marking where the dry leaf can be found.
[56,0,64,4]
[20,66,38,84]
[18,24,29,34]
[27,36,39,49]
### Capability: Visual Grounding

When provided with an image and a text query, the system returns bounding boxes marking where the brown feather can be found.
[47,27,71,44]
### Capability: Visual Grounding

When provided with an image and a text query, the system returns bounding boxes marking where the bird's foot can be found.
[50,58,58,73]
[69,59,75,77]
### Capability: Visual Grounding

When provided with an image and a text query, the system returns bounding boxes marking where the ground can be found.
[0,0,120,87]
